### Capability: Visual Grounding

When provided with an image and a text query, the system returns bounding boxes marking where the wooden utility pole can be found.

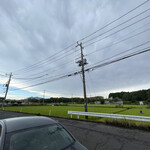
[43,90,45,105]
[2,73,12,110]
[76,42,88,119]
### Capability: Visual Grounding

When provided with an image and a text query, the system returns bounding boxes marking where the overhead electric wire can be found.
[13,43,77,73]
[12,0,149,76]
[85,41,150,69]
[85,27,150,56]
[10,57,79,85]
[12,55,79,80]
[13,20,150,80]
[13,47,79,75]
[18,6,150,74]
[80,0,150,42]
[11,66,79,85]
[85,47,150,72]
[8,0,150,92]
[14,48,80,77]
[83,7,150,45]
[12,73,48,80]
[11,26,150,84]
[84,14,150,48]
[13,13,150,77]
[13,47,150,91]
[14,39,150,84]
[0,72,11,77]
[11,17,150,86]
[10,47,150,91]
[22,58,76,77]
[10,69,81,91]
[0,74,7,77]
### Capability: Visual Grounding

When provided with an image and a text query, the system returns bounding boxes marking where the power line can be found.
[12,0,149,75]
[85,26,150,56]
[13,47,78,75]
[12,21,150,80]
[0,74,7,77]
[13,62,73,83]
[13,12,150,78]
[85,47,150,72]
[15,6,150,75]
[5,0,150,94]
[85,41,150,70]
[12,74,48,80]
[84,14,150,48]
[11,67,79,86]
[11,29,150,88]
[13,43,77,73]
[12,54,79,79]
[10,47,150,92]
[10,39,150,88]
[80,0,150,42]
[10,69,81,91]
[83,7,150,45]
[10,58,80,85]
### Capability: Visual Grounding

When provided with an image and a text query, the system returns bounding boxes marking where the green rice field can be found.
[3,104,150,125]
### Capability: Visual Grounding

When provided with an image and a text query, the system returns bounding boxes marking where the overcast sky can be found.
[0,0,150,99]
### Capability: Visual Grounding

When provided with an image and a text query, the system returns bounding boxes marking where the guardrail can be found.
[68,111,150,122]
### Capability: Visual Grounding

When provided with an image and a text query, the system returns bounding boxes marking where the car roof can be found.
[2,116,57,133]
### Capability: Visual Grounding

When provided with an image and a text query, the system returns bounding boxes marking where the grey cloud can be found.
[0,0,149,98]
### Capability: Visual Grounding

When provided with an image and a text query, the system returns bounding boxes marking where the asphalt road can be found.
[1,110,150,150]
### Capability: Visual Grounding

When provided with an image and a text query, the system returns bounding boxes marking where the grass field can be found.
[3,104,150,125]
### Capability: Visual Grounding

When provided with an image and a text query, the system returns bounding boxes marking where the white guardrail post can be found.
[49,109,51,116]
[68,111,150,122]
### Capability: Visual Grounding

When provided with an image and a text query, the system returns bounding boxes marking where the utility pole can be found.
[43,90,45,105]
[72,93,73,104]
[2,73,12,110]
[76,42,88,119]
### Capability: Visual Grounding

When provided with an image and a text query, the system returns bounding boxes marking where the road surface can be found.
[0,110,150,150]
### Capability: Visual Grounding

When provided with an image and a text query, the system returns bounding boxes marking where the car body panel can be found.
[0,120,6,150]
[65,141,87,150]
[0,116,87,150]
[3,116,56,133]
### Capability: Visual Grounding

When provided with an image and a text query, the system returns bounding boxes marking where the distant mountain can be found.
[27,97,42,100]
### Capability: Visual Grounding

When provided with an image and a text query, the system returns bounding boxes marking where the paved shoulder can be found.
[0,110,33,119]
[54,118,150,150]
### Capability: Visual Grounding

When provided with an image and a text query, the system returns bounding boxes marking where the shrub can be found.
[115,104,123,108]
[147,105,150,109]
[12,104,18,106]
[104,119,150,131]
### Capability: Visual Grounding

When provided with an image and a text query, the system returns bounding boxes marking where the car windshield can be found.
[5,124,74,150]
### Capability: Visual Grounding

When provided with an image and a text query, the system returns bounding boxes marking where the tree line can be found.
[28,96,104,104]
[109,89,150,102]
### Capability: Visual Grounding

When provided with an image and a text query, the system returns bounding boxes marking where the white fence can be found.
[68,111,150,122]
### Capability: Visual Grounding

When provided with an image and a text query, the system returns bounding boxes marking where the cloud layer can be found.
[0,0,150,99]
